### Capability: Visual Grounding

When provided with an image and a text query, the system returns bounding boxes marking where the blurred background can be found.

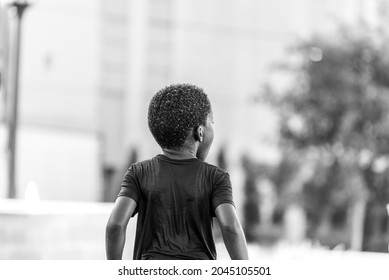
[1,0,389,259]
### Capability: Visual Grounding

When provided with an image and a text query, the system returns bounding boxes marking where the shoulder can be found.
[201,161,230,182]
[123,157,157,178]
[202,161,226,173]
[130,158,154,168]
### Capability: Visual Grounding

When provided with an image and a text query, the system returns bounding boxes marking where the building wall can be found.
[99,0,127,168]
[0,0,379,201]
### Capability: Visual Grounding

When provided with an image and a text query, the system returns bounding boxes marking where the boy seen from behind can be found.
[106,84,248,260]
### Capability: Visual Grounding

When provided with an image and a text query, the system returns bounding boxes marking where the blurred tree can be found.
[241,154,282,245]
[241,155,261,242]
[216,146,228,171]
[104,148,138,202]
[261,22,389,251]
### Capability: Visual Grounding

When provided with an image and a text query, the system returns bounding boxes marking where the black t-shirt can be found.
[118,154,235,260]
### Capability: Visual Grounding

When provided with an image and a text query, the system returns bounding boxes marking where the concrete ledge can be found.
[0,199,135,260]
[0,199,114,215]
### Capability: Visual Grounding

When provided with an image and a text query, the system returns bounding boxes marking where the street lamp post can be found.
[6,1,30,198]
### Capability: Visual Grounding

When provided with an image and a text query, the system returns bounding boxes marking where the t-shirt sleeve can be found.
[211,171,235,216]
[117,165,140,215]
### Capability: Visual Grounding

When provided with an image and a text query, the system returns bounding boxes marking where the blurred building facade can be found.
[0,0,379,203]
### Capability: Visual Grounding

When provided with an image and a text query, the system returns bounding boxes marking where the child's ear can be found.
[194,126,204,142]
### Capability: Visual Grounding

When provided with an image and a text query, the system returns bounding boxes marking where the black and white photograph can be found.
[0,0,389,278]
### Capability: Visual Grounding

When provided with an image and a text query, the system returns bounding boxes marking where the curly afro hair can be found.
[148,84,212,150]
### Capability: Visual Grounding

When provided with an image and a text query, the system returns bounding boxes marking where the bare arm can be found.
[215,203,249,260]
[105,196,137,260]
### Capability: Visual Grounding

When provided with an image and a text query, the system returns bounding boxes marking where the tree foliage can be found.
[262,23,389,251]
